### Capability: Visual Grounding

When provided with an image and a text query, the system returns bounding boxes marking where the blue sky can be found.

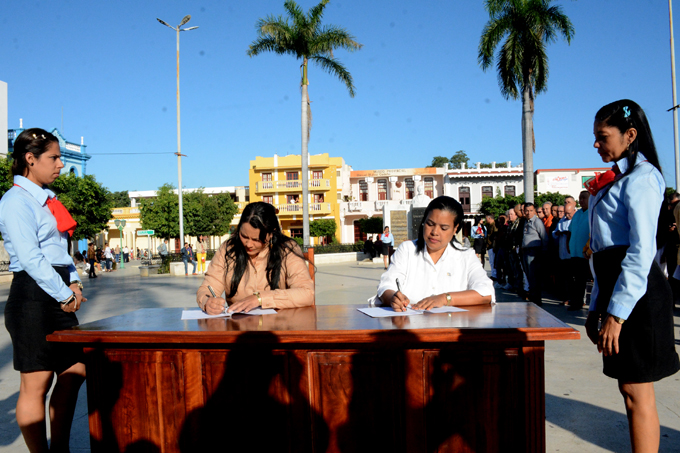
[1,0,678,193]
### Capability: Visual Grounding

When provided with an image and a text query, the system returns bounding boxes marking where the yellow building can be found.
[249,153,351,244]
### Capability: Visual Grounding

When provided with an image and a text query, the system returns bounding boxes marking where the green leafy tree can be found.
[248,0,362,247]
[479,194,525,218]
[139,184,179,240]
[358,217,384,235]
[450,150,470,169]
[309,219,337,238]
[50,173,114,241]
[429,156,450,168]
[535,191,566,207]
[0,156,13,200]
[109,190,131,207]
[479,0,574,203]
[184,190,238,238]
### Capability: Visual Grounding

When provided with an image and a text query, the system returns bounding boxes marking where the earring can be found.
[30,163,34,166]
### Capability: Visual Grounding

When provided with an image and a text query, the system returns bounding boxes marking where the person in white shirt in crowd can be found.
[104,242,113,272]
[376,196,495,311]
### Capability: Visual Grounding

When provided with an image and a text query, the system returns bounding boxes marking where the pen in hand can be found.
[396,278,410,311]
[207,286,226,314]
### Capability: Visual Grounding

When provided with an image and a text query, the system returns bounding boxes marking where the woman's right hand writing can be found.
[390,291,411,312]
[204,296,227,315]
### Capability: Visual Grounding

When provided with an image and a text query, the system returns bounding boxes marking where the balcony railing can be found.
[275,203,331,215]
[343,199,415,214]
[255,179,330,193]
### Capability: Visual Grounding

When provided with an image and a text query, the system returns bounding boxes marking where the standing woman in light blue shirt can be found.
[0,129,87,452]
[586,100,679,452]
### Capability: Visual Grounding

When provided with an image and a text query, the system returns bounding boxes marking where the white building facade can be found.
[443,162,524,218]
[339,167,447,243]
[535,167,608,198]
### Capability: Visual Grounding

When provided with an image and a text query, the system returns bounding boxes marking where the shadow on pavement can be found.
[546,393,680,452]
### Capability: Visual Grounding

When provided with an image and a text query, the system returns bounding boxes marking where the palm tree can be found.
[478,0,574,203]
[248,0,362,246]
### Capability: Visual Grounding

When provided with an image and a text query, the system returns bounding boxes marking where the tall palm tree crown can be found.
[478,0,574,202]
[248,0,361,95]
[248,0,362,246]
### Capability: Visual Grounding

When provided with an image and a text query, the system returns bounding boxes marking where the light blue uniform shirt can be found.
[588,153,663,320]
[568,209,589,259]
[0,175,79,302]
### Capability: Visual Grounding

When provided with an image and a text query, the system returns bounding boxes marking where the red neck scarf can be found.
[14,184,78,236]
[584,164,621,196]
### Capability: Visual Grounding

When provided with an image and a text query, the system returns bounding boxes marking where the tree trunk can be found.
[301,59,310,247]
[521,86,534,203]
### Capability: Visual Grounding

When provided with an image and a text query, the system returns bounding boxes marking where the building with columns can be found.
[249,153,351,244]
[8,126,91,177]
[340,167,447,244]
[443,161,524,219]
[101,186,250,255]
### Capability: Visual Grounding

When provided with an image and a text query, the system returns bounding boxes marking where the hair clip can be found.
[623,106,631,118]
[31,134,46,140]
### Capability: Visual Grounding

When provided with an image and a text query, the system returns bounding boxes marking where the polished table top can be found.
[48,303,580,345]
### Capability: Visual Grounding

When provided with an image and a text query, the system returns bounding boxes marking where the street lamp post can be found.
[157,15,198,246]
[114,219,126,269]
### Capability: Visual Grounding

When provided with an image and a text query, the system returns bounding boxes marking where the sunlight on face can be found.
[239,222,270,257]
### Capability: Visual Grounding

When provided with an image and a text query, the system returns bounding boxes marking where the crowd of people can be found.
[473,192,592,310]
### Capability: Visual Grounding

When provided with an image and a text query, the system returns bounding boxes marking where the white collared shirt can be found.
[377,240,495,304]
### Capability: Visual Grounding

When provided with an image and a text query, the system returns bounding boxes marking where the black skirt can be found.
[593,247,679,383]
[380,242,390,256]
[4,267,84,373]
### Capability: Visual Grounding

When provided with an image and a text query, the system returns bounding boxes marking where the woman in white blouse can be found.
[377,196,494,311]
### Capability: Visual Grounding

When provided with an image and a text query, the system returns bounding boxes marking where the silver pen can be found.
[207,286,226,314]
[396,278,410,310]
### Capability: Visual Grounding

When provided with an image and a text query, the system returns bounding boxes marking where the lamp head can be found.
[180,15,191,26]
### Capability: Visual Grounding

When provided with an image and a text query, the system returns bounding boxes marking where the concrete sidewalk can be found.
[0,260,678,452]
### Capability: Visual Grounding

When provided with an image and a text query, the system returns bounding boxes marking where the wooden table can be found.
[48,303,579,453]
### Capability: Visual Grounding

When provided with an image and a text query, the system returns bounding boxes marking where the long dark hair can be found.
[595,99,662,177]
[11,128,59,176]
[415,196,465,254]
[223,202,303,298]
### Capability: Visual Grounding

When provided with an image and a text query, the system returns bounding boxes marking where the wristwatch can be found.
[445,293,452,306]
[70,280,83,290]
[610,315,625,325]
[61,292,77,306]
[253,291,262,307]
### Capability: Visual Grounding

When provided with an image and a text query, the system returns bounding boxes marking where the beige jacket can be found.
[196,241,314,309]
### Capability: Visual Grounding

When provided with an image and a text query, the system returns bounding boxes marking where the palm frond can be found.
[308,0,329,32]
[248,36,296,58]
[497,37,520,100]
[309,55,356,97]
[284,0,306,28]
[478,15,512,70]
[311,25,362,56]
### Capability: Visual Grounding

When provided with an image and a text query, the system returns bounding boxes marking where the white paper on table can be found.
[181,309,232,320]
[357,307,424,318]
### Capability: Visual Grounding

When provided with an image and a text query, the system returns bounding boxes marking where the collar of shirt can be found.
[613,151,648,175]
[13,175,55,206]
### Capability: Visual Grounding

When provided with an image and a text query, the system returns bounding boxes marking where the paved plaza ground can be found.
[0,259,678,452]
